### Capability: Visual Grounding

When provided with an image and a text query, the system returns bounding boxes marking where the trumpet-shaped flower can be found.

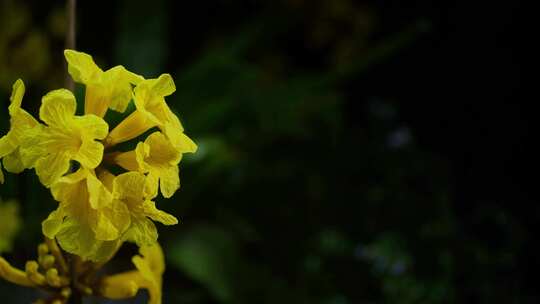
[112,172,177,247]
[64,50,143,117]
[42,168,130,261]
[99,244,165,304]
[132,244,165,304]
[19,89,108,187]
[0,79,39,180]
[114,132,183,198]
[106,74,197,155]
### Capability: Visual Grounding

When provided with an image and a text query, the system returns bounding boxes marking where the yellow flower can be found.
[114,132,183,198]
[112,172,177,246]
[106,74,197,154]
[131,244,165,304]
[99,244,165,304]
[64,50,144,117]
[0,79,39,180]
[42,168,130,261]
[19,89,109,187]
[0,199,21,253]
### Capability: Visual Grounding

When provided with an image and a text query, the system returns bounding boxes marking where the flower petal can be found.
[74,140,104,169]
[103,66,142,113]
[106,111,156,147]
[113,150,140,172]
[8,79,25,116]
[42,208,65,239]
[74,114,109,140]
[35,152,71,187]
[86,173,113,209]
[125,217,158,247]
[99,271,141,300]
[132,244,164,304]
[113,172,147,202]
[142,200,178,225]
[0,135,16,159]
[144,132,181,166]
[18,125,46,168]
[164,125,197,153]
[159,165,180,198]
[2,149,25,173]
[149,73,175,97]
[96,168,115,192]
[50,169,87,205]
[64,50,103,83]
[138,244,165,274]
[39,89,76,128]
[55,218,97,259]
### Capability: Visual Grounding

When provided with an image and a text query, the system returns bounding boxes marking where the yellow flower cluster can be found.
[0,50,196,262]
[0,239,166,304]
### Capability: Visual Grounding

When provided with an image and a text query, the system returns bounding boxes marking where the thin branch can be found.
[64,0,76,91]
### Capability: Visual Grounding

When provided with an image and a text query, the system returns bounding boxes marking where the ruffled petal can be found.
[145,172,159,199]
[0,135,16,159]
[55,218,96,257]
[103,199,131,237]
[50,168,88,203]
[144,132,180,165]
[86,172,113,209]
[164,123,197,153]
[18,125,46,168]
[74,114,109,140]
[113,172,147,202]
[158,165,180,198]
[8,79,25,116]
[2,149,25,173]
[42,208,65,238]
[39,89,77,128]
[142,200,178,225]
[64,49,103,83]
[74,140,104,169]
[102,66,141,113]
[133,74,176,127]
[148,73,176,97]
[35,152,71,187]
[125,217,158,247]
[132,244,164,304]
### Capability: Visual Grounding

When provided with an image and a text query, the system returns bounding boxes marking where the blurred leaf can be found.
[169,225,239,303]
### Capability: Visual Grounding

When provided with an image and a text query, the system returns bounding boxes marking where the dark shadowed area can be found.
[1,0,531,303]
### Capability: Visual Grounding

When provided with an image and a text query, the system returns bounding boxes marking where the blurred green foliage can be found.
[0,1,66,91]
[0,0,526,303]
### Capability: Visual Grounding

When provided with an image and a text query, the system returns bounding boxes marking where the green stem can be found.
[65,0,76,91]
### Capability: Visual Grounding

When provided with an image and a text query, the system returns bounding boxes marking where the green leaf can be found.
[168,225,240,303]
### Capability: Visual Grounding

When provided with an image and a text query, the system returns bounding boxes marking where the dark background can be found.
[1,0,532,303]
